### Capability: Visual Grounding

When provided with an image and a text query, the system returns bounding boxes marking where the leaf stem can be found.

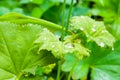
[16,72,23,80]
[56,60,62,80]
[117,0,120,18]
[65,0,74,35]
[67,59,78,80]
[0,12,62,32]
[61,0,66,41]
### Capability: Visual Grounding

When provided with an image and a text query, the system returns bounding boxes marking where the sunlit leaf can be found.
[62,54,89,79]
[70,16,115,47]
[34,28,64,58]
[0,22,55,79]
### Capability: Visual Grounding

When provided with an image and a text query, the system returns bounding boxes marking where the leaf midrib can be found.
[1,31,17,74]
[20,30,41,71]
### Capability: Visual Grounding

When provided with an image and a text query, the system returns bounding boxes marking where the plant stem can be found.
[67,59,78,80]
[65,0,74,35]
[117,0,120,18]
[56,60,62,80]
[16,72,23,80]
[56,0,67,79]
[0,12,73,34]
[0,12,62,32]
[61,0,66,41]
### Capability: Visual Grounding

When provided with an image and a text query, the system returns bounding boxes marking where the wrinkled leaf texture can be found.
[62,42,120,80]
[0,22,56,80]
[70,16,115,47]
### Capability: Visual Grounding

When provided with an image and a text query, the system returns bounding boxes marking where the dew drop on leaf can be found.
[65,43,73,49]
[52,45,55,48]
[99,42,105,47]
[70,23,73,26]
[43,28,47,31]
[64,49,69,53]
[28,23,32,26]
[92,25,96,32]
[91,27,96,32]
[80,27,84,31]
[44,37,47,40]
[80,16,84,19]
[101,30,107,33]
[54,50,58,53]
[112,47,114,51]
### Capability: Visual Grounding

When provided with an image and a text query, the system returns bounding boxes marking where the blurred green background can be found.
[0,0,119,22]
[0,0,120,39]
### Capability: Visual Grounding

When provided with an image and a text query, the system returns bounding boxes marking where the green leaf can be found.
[72,62,89,79]
[31,0,44,5]
[35,28,64,58]
[31,0,57,18]
[36,63,56,75]
[91,0,119,23]
[31,7,44,18]
[111,18,120,40]
[20,75,48,80]
[90,48,120,80]
[42,5,63,23]
[0,7,10,15]
[0,22,55,79]
[70,16,115,47]
[64,42,90,59]
[12,8,23,14]
[62,54,89,79]
[0,12,62,32]
[35,28,90,59]
[62,54,77,72]
[84,42,120,80]
[62,41,120,80]
[20,0,30,4]
[43,63,56,74]
[50,0,76,5]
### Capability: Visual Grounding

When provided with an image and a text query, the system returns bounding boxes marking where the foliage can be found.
[0,0,120,80]
[0,22,57,79]
[70,16,115,47]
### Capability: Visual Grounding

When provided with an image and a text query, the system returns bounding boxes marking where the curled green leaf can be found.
[70,16,115,47]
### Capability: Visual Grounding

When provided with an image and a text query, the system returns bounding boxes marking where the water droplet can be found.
[86,34,89,37]
[77,40,81,44]
[52,45,55,48]
[80,27,84,31]
[65,43,73,49]
[43,28,47,31]
[73,30,77,33]
[54,31,61,39]
[70,23,73,26]
[92,28,96,32]
[64,49,69,53]
[99,42,105,47]
[54,50,58,53]
[101,30,107,33]
[44,37,47,40]
[28,24,32,26]
[56,35,60,39]
[92,25,96,32]
[112,47,114,51]
[80,16,84,19]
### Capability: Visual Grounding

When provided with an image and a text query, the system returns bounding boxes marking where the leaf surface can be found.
[0,22,55,79]
[62,41,120,80]
[70,16,115,47]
